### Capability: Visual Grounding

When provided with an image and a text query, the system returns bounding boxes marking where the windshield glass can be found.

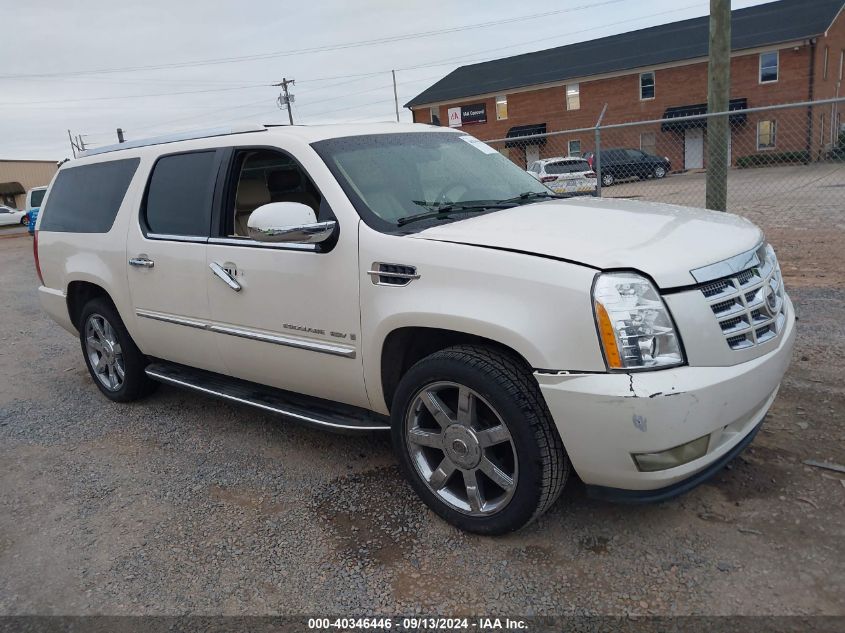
[30,189,46,207]
[312,132,550,231]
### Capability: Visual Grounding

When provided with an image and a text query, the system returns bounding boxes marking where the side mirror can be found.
[247,202,336,244]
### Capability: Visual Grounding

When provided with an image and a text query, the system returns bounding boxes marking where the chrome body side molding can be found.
[135,309,356,358]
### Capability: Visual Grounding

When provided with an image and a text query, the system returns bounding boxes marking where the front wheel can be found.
[653,165,667,178]
[391,345,568,535]
[601,172,614,187]
[20,217,27,226]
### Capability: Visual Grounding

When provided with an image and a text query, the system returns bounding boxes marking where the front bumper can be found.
[536,296,795,495]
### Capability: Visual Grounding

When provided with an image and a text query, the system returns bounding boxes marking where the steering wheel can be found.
[433,182,471,207]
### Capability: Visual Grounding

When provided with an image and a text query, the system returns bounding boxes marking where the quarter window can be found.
[640,72,655,100]
[496,95,508,121]
[566,84,580,110]
[757,120,777,149]
[760,51,779,83]
[144,151,217,237]
[39,159,139,233]
[568,139,581,156]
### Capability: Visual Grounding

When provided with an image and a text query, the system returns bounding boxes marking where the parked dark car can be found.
[583,148,671,187]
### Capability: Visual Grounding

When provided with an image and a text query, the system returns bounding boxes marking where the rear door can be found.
[125,149,226,373]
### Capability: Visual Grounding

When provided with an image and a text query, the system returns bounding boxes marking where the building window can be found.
[640,72,655,100]
[430,107,440,126]
[823,46,829,80]
[568,139,581,156]
[566,84,580,110]
[759,51,779,83]
[757,120,777,149]
[496,95,508,121]
[640,131,657,155]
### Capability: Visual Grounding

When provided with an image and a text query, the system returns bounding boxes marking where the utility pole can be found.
[706,0,731,211]
[392,70,400,122]
[274,78,295,125]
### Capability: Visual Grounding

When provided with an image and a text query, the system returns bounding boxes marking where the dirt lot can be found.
[0,201,843,616]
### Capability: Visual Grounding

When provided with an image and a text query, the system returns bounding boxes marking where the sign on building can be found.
[447,104,487,127]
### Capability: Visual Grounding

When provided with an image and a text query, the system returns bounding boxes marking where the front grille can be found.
[698,246,786,350]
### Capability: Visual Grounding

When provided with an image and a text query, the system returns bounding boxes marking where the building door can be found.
[684,128,704,169]
[525,145,540,168]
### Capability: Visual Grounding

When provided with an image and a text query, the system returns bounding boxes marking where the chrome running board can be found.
[145,362,390,434]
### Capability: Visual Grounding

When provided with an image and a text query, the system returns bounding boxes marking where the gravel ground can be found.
[0,220,843,616]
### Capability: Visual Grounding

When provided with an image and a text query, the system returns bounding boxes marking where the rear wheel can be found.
[79,297,157,402]
[391,345,568,535]
[601,172,614,187]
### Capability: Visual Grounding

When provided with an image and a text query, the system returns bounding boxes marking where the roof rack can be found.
[79,124,267,158]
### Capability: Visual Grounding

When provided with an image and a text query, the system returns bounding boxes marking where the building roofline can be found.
[405,0,843,108]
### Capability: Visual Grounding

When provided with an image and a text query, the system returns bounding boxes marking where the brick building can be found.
[406,0,845,170]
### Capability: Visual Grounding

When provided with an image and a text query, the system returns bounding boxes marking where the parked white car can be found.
[527,157,597,195]
[35,123,794,534]
[0,205,26,226]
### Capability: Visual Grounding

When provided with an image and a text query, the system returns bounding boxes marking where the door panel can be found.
[205,147,368,409]
[685,128,704,169]
[205,238,367,408]
[125,149,225,373]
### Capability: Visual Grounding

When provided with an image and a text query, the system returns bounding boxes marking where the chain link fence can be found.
[485,98,845,234]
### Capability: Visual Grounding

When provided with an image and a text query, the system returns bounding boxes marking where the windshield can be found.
[30,189,46,207]
[311,132,550,231]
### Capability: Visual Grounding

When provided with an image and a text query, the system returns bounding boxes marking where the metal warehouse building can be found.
[0,159,58,209]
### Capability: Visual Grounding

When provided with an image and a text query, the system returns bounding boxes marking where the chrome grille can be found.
[698,245,786,350]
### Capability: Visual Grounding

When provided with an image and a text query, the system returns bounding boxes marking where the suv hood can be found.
[409,197,763,288]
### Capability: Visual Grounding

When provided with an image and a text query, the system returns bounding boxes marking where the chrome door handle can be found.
[209,262,241,292]
[128,256,154,268]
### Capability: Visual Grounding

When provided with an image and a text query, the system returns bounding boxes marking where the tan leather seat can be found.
[234,178,271,237]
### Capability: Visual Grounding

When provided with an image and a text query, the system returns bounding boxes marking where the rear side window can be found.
[39,159,139,233]
[143,151,217,237]
[546,161,590,174]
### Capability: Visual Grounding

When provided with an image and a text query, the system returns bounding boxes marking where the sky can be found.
[1,0,774,160]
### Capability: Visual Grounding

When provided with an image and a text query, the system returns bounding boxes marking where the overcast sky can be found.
[1,0,772,160]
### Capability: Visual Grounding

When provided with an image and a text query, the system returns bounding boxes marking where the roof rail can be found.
[79,124,267,158]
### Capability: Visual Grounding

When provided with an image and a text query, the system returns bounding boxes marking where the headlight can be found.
[593,272,684,370]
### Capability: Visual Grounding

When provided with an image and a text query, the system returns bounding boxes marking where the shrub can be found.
[735,150,810,168]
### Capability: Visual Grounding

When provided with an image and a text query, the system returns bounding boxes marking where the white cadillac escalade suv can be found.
[35,123,795,534]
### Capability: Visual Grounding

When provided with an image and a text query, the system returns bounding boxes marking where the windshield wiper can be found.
[396,204,496,227]
[496,191,565,205]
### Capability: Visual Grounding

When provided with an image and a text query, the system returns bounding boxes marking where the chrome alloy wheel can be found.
[84,313,125,391]
[405,381,518,516]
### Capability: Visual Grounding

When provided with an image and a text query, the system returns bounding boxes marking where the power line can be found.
[0,1,626,80]
[0,83,271,107]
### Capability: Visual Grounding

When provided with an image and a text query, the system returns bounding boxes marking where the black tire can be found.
[78,297,157,402]
[20,217,27,226]
[601,172,614,187]
[653,165,667,179]
[391,345,569,535]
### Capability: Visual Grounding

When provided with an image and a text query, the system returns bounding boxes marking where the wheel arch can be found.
[66,280,115,331]
[378,325,537,414]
